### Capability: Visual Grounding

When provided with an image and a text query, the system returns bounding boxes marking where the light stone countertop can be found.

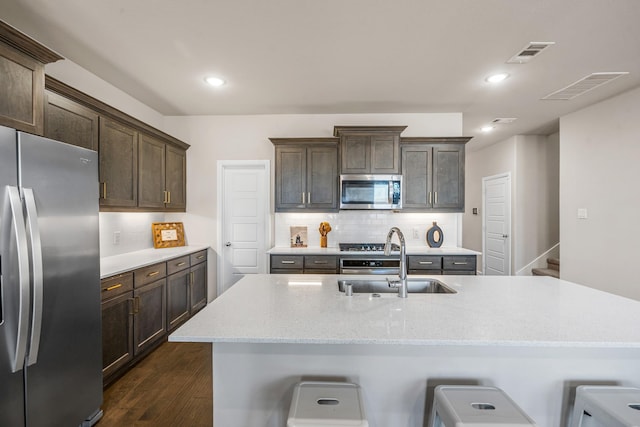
[170,273,640,348]
[267,246,481,256]
[100,245,209,279]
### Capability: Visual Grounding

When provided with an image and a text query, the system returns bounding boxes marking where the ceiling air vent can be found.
[507,42,555,64]
[542,72,629,100]
[491,118,518,124]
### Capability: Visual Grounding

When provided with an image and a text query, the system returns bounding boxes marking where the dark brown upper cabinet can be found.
[271,138,339,212]
[334,126,406,174]
[45,90,99,150]
[0,20,63,135]
[401,137,470,212]
[139,134,187,210]
[45,76,189,212]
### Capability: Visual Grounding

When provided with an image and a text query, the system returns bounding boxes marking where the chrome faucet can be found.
[384,227,408,298]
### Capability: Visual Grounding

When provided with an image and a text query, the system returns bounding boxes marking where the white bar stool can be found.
[428,385,537,427]
[571,385,640,427]
[287,381,368,427]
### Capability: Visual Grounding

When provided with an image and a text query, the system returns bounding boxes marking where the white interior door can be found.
[218,161,270,294]
[482,173,511,275]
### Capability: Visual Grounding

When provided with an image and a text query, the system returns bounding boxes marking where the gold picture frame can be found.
[152,222,186,249]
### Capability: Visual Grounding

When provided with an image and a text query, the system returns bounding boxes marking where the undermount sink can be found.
[338,278,456,294]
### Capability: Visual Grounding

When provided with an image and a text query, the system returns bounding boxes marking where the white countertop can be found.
[170,273,640,348]
[268,246,481,256]
[100,245,209,278]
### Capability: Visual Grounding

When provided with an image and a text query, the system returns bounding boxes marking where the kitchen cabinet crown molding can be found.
[333,125,407,136]
[400,136,472,144]
[0,20,64,64]
[269,137,339,146]
[45,76,190,150]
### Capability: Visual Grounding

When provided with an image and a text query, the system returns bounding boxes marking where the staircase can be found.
[532,258,560,278]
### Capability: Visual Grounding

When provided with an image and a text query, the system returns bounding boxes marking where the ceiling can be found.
[3,0,640,150]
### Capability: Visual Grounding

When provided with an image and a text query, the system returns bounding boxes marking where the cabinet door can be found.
[307,146,338,209]
[101,292,134,379]
[44,91,99,150]
[167,269,190,331]
[138,133,166,209]
[133,279,166,356]
[190,262,207,314]
[402,145,433,208]
[275,146,306,210]
[99,117,138,207]
[433,145,465,210]
[341,135,369,174]
[370,135,400,173]
[0,44,44,135]
[165,145,187,210]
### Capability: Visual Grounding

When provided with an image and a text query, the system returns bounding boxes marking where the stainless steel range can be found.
[339,242,400,274]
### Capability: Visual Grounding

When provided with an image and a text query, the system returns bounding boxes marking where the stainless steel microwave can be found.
[339,174,402,209]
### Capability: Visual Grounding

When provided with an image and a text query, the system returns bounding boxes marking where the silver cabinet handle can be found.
[314,261,328,264]
[419,261,433,265]
[281,260,295,264]
[302,192,305,204]
[453,262,468,265]
[434,191,438,204]
[428,192,432,204]
[5,186,30,372]
[308,192,311,204]
[176,262,187,267]
[23,188,43,366]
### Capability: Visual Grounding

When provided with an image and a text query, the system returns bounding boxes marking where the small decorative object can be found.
[426,221,443,248]
[290,226,308,248]
[152,222,186,249]
[318,222,332,248]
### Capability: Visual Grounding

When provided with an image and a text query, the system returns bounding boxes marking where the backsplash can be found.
[274,211,462,248]
[99,212,165,257]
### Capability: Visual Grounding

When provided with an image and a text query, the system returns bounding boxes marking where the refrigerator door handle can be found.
[23,188,43,366]
[6,186,30,372]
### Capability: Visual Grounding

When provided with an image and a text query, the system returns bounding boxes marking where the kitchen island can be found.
[169,274,640,426]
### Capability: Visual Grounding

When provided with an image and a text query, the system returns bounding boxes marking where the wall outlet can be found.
[412,227,420,239]
[113,231,121,245]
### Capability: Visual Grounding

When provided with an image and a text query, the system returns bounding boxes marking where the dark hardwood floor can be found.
[98,341,213,427]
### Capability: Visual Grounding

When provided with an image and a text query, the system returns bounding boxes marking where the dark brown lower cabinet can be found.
[101,291,134,379]
[167,269,190,331]
[101,251,208,386]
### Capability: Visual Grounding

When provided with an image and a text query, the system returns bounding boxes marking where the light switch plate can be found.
[577,208,588,219]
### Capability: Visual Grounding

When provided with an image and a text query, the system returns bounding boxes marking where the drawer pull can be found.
[176,262,187,267]
[147,271,160,277]
[453,262,468,265]
[103,283,122,292]
[196,255,205,259]
[313,261,328,264]
[419,261,433,265]
[281,260,295,264]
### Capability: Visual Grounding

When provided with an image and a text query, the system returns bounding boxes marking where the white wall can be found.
[560,86,640,300]
[463,134,559,274]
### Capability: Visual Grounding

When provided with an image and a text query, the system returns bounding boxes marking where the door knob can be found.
[225,242,232,247]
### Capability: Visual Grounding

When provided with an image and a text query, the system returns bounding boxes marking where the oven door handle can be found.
[340,268,400,275]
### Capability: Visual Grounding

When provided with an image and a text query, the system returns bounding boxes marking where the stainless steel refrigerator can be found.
[0,125,103,426]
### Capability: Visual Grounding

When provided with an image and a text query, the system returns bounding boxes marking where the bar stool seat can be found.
[428,385,537,427]
[287,381,368,427]
[571,386,640,427]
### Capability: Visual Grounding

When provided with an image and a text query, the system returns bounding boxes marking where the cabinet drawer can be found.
[271,255,304,269]
[442,256,477,271]
[304,256,338,270]
[190,250,207,265]
[271,268,304,274]
[408,269,443,275]
[167,255,190,275]
[408,256,442,270]
[134,262,167,288]
[101,272,134,301]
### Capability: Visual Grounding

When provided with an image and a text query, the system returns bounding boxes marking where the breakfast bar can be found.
[169,274,640,426]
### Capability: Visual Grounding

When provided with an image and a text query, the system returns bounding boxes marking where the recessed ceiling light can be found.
[486,73,509,83]
[205,76,225,87]
[481,125,495,133]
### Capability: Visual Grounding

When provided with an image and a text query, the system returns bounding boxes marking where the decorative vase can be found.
[426,221,443,248]
[320,235,327,248]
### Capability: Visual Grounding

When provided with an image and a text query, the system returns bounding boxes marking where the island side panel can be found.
[212,343,640,427]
